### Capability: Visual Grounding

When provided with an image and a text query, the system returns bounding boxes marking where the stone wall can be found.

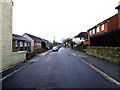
[86,46,120,65]
[0,0,26,71]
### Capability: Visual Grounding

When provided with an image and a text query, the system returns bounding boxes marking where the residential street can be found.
[2,48,118,88]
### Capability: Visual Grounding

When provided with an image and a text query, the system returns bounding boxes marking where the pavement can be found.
[1,50,52,80]
[2,48,119,88]
[69,49,120,86]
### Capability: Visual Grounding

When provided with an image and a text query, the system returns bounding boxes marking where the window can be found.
[28,43,30,47]
[20,41,23,47]
[90,30,92,36]
[37,43,39,46]
[25,42,27,47]
[101,24,104,31]
[97,26,99,33]
[15,41,18,47]
[93,29,95,34]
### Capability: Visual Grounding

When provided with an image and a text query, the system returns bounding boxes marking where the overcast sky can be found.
[12,0,119,42]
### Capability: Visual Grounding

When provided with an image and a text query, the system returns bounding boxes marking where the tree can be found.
[62,38,75,49]
[41,41,46,49]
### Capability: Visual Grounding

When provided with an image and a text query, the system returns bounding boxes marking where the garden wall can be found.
[86,46,120,65]
[26,49,47,60]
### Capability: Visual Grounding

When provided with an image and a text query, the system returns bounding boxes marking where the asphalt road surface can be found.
[2,48,118,88]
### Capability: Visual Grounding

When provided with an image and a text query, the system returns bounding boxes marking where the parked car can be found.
[58,46,61,49]
[52,46,59,51]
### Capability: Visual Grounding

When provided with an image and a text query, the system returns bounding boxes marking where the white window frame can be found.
[20,41,23,47]
[25,42,27,47]
[15,41,18,47]
[90,31,91,35]
[97,26,99,33]
[101,24,104,31]
[93,29,95,34]
[28,43,30,47]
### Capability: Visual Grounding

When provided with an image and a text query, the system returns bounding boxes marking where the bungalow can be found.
[12,34,31,52]
[87,5,120,46]
[73,32,87,44]
[23,33,43,52]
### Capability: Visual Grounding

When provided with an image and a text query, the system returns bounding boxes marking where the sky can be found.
[12,0,119,42]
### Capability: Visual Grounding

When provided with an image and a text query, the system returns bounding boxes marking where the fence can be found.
[90,29,120,47]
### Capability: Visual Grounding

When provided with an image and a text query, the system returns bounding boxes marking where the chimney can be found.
[115,1,120,29]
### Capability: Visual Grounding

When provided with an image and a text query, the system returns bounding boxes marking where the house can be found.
[12,34,31,52]
[23,33,43,52]
[73,32,87,44]
[87,6,120,46]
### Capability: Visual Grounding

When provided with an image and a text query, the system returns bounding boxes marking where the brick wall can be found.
[88,31,90,45]
[23,34,34,52]
[87,14,119,46]
[108,14,118,32]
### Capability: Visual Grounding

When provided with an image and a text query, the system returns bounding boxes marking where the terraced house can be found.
[87,6,120,47]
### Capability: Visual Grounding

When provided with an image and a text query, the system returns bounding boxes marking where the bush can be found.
[73,42,88,52]
[41,41,46,49]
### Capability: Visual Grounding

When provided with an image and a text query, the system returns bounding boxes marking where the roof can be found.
[74,32,87,38]
[87,14,118,31]
[12,34,31,42]
[24,33,43,43]
[115,5,120,9]
[42,39,49,44]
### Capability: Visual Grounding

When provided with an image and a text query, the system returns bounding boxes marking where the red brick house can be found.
[12,34,31,52]
[87,6,120,46]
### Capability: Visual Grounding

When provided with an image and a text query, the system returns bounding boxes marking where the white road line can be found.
[46,56,51,61]
[72,53,76,56]
[40,51,50,56]
[1,51,52,81]
[0,64,29,81]
[71,52,120,87]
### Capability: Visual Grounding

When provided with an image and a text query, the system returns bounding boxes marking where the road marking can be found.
[1,50,52,81]
[40,50,52,56]
[47,56,51,61]
[72,53,76,56]
[71,52,120,87]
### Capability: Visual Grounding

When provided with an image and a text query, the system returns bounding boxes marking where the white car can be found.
[52,46,59,51]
